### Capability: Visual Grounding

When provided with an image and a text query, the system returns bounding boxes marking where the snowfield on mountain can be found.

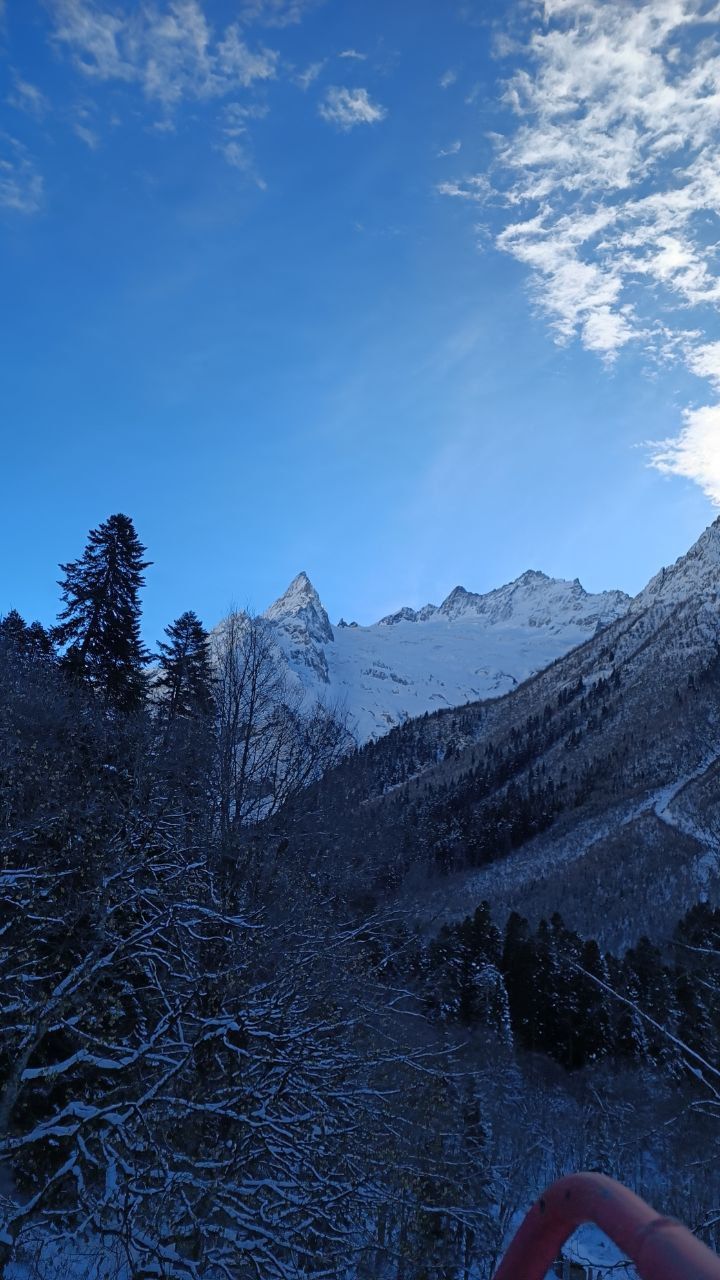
[262,569,630,742]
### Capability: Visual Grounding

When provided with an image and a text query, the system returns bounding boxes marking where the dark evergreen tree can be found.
[623,936,677,1064]
[55,513,150,711]
[572,938,613,1068]
[458,901,502,969]
[24,620,55,659]
[155,610,214,723]
[675,971,716,1066]
[0,609,28,648]
[674,903,720,1043]
[501,912,538,1050]
[606,952,647,1063]
[531,918,558,1056]
[0,610,54,660]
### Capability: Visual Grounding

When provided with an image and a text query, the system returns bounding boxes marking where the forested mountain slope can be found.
[276,518,720,947]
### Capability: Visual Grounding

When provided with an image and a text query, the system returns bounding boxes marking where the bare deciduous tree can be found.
[211,611,353,840]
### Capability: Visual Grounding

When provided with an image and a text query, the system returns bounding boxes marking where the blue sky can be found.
[1,0,719,639]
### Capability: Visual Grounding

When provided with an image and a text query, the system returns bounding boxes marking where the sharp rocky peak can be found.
[269,570,320,609]
[264,572,334,646]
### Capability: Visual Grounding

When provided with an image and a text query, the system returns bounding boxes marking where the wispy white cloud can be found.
[51,0,278,106]
[237,0,325,27]
[338,49,366,61]
[222,101,269,132]
[294,59,325,90]
[74,121,101,148]
[0,136,44,213]
[318,85,387,131]
[441,0,720,499]
[218,137,265,187]
[213,100,268,186]
[7,75,50,119]
[437,139,461,158]
[436,174,489,201]
[439,68,457,89]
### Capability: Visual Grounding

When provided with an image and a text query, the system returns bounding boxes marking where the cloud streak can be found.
[0,136,44,213]
[318,86,387,131]
[214,99,268,185]
[7,76,50,119]
[237,0,325,27]
[441,0,720,502]
[51,0,278,106]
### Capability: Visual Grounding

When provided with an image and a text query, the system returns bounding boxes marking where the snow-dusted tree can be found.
[55,513,150,711]
[211,610,352,839]
[0,825,399,1275]
[0,652,408,1278]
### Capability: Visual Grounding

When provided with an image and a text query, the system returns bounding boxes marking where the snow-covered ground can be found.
[262,570,630,743]
[6,1222,636,1280]
[557,1222,636,1277]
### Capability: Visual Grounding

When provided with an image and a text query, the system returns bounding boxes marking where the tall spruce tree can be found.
[155,610,214,723]
[55,513,150,711]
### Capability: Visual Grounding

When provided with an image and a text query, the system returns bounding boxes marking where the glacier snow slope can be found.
[262,570,630,743]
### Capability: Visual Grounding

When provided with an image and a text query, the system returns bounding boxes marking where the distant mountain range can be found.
[261,568,631,743]
[270,516,720,948]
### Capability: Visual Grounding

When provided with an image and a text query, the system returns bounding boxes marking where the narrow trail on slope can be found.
[453,748,720,908]
[651,748,720,894]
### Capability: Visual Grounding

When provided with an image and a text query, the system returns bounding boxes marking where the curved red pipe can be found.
[492,1172,720,1280]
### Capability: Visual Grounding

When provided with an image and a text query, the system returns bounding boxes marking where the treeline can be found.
[1,512,353,835]
[1,512,206,715]
[417,901,720,1074]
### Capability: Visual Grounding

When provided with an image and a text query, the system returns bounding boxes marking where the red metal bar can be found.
[492,1172,720,1280]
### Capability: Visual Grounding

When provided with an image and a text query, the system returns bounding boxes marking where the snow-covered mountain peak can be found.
[375,571,628,630]
[636,516,720,609]
[517,569,551,584]
[265,572,333,641]
[266,570,321,616]
[438,585,470,616]
[263,572,333,680]
[260,564,630,741]
[435,571,630,628]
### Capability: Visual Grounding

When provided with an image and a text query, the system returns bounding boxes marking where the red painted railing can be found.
[493,1172,720,1280]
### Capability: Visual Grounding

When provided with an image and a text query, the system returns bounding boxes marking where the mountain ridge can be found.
[272,514,720,948]
[260,565,632,742]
